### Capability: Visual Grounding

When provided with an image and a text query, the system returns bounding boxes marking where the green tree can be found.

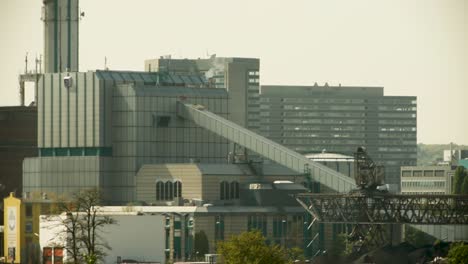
[453,166,467,194]
[217,230,288,264]
[461,175,468,195]
[447,242,468,264]
[287,247,305,262]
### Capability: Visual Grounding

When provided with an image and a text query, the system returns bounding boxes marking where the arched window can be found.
[220,181,230,200]
[230,181,239,199]
[220,181,239,200]
[174,181,182,198]
[156,181,164,201]
[165,181,173,200]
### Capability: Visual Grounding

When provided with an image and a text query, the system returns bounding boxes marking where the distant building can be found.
[458,159,468,170]
[145,56,260,131]
[0,106,37,200]
[305,151,355,178]
[259,85,417,192]
[400,166,455,195]
[443,149,468,164]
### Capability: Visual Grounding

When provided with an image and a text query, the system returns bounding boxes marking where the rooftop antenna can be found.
[35,55,38,74]
[24,52,28,74]
[104,56,109,70]
[39,54,42,73]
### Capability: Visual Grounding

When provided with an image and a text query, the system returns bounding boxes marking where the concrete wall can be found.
[38,72,105,148]
[23,156,112,196]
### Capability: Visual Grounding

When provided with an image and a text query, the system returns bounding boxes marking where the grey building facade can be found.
[259,85,417,191]
[400,165,455,195]
[23,70,230,202]
[145,56,260,132]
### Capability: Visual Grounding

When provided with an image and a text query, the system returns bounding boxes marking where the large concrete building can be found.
[23,70,229,202]
[143,59,418,192]
[259,85,417,192]
[145,56,260,132]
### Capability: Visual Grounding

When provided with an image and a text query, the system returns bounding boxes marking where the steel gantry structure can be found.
[177,102,468,226]
[296,192,468,225]
[177,101,468,251]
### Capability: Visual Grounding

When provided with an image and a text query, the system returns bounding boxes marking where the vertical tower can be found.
[42,0,79,73]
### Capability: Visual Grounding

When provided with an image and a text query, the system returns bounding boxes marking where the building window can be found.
[424,171,434,177]
[175,181,182,198]
[25,221,33,233]
[230,181,239,199]
[156,181,183,201]
[26,204,33,218]
[273,216,288,245]
[215,215,225,241]
[220,181,239,200]
[401,171,411,177]
[248,215,267,236]
[153,115,171,127]
[164,181,172,200]
[156,181,164,200]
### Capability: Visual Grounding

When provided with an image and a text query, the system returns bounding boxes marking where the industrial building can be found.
[143,60,418,193]
[0,107,37,201]
[23,70,229,202]
[145,56,260,132]
[6,0,431,262]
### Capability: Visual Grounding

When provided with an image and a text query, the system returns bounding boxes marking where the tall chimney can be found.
[42,0,79,73]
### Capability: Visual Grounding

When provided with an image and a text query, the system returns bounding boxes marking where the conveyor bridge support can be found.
[177,102,356,193]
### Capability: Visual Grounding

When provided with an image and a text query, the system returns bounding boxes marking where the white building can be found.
[40,212,166,263]
[400,166,455,195]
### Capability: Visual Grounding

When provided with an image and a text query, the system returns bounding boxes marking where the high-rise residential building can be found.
[259,85,417,191]
[145,56,260,131]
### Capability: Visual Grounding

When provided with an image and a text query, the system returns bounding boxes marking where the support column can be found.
[19,80,25,106]
[169,214,175,264]
[180,215,186,261]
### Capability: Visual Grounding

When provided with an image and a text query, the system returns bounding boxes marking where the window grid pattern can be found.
[156,180,182,201]
[220,181,239,200]
[248,215,267,237]
[259,86,417,191]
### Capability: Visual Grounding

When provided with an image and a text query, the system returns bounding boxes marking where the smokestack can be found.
[42,0,80,73]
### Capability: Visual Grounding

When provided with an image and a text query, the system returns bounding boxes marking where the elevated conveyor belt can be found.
[177,102,356,193]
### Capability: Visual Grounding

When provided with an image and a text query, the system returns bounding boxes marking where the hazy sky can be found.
[1,0,467,144]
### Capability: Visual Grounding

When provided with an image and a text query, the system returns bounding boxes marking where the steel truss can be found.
[296,193,468,225]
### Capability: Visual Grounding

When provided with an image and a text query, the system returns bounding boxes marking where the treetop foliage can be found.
[217,230,303,264]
